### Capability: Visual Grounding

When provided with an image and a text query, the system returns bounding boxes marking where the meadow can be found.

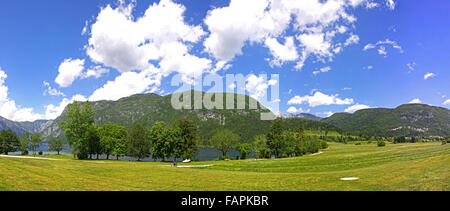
[0,142,448,191]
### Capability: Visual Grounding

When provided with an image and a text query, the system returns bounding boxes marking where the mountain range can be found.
[1,92,449,142]
[0,91,339,144]
[322,104,450,137]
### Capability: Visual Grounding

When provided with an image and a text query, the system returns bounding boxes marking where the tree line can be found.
[0,129,64,155]
[208,118,329,160]
[60,101,198,161]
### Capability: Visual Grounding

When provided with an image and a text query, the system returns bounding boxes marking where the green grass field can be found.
[0,142,448,191]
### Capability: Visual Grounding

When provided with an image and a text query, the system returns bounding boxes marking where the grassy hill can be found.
[323,104,450,137]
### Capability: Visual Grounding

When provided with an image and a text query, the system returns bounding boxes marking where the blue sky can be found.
[0,0,449,121]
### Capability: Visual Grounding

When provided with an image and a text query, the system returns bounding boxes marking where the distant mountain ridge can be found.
[291,113,323,121]
[278,113,322,121]
[0,116,53,136]
[322,104,450,137]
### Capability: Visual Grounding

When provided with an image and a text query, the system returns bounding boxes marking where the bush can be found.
[377,141,386,147]
[442,140,447,145]
[38,151,43,155]
[393,136,406,144]
[355,142,361,145]
[235,143,253,159]
[21,150,29,155]
[77,152,89,160]
[214,155,232,161]
[320,141,328,149]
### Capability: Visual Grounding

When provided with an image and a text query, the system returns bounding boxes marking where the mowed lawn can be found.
[0,142,448,191]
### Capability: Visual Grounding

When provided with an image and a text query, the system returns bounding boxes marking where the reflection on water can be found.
[12,143,255,162]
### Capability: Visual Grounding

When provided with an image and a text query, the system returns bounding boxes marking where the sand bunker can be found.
[340,177,360,181]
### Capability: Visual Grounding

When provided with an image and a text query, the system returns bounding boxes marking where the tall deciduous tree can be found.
[127,124,150,161]
[0,129,19,155]
[98,124,127,160]
[166,127,183,162]
[281,131,297,157]
[30,133,42,156]
[60,101,95,160]
[235,143,252,159]
[112,133,127,160]
[253,134,270,159]
[266,118,284,158]
[19,132,32,155]
[176,118,198,160]
[150,121,185,162]
[48,137,64,155]
[210,129,240,157]
[149,121,168,161]
[296,125,307,155]
[87,125,101,159]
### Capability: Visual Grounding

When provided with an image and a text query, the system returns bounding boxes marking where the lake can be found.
[11,143,255,162]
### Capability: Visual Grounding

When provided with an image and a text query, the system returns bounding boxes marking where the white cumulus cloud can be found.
[89,67,161,102]
[287,106,309,114]
[344,104,371,113]
[409,98,422,104]
[86,0,210,82]
[245,74,277,100]
[81,66,110,79]
[44,94,87,120]
[287,106,299,114]
[54,58,85,88]
[265,36,299,67]
[288,91,354,107]
[43,81,65,97]
[317,111,334,118]
[0,68,43,121]
[424,72,436,80]
[344,33,360,46]
[203,0,383,71]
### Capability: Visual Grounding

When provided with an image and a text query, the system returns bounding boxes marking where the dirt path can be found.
[0,155,62,161]
[161,164,214,168]
[310,151,323,156]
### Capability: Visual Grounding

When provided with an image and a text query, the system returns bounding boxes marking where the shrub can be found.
[442,140,447,145]
[320,141,328,149]
[235,143,253,159]
[355,142,361,145]
[394,136,406,144]
[377,141,386,147]
[38,151,43,155]
[214,155,232,161]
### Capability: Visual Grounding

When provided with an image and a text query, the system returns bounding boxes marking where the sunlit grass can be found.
[0,142,448,191]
